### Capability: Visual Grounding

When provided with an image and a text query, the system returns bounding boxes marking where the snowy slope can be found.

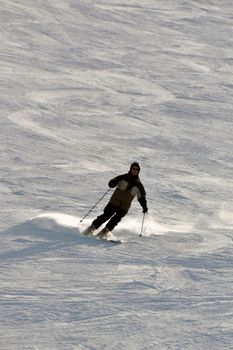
[0,0,233,349]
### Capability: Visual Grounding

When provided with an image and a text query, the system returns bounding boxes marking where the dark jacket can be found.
[108,172,147,212]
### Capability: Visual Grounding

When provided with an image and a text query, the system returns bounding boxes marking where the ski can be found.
[82,230,122,244]
[94,234,122,244]
[101,238,122,244]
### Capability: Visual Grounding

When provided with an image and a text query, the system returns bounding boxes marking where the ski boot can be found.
[83,225,96,236]
[96,227,110,239]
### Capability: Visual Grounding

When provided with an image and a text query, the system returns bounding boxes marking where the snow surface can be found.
[1,0,233,349]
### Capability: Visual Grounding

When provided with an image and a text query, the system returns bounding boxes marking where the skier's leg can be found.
[106,208,127,231]
[92,203,116,229]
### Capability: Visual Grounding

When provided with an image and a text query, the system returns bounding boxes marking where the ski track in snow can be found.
[0,0,233,349]
[1,212,233,349]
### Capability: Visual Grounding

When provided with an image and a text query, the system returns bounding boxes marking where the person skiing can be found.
[85,162,148,238]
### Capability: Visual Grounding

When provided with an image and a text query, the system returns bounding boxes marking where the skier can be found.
[85,162,148,238]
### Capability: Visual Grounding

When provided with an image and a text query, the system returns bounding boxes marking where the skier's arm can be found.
[137,183,148,213]
[138,196,148,213]
[108,174,125,188]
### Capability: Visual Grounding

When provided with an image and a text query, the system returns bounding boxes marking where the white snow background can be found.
[1,0,233,349]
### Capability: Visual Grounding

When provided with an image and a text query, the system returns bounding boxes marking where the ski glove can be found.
[108,175,125,188]
[143,206,148,213]
[108,179,118,188]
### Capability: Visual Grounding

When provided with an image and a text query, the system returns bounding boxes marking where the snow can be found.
[1,0,233,349]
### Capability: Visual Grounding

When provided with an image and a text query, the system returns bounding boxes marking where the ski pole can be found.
[139,212,146,237]
[80,188,111,222]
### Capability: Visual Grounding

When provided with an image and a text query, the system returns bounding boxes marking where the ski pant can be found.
[92,203,127,231]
